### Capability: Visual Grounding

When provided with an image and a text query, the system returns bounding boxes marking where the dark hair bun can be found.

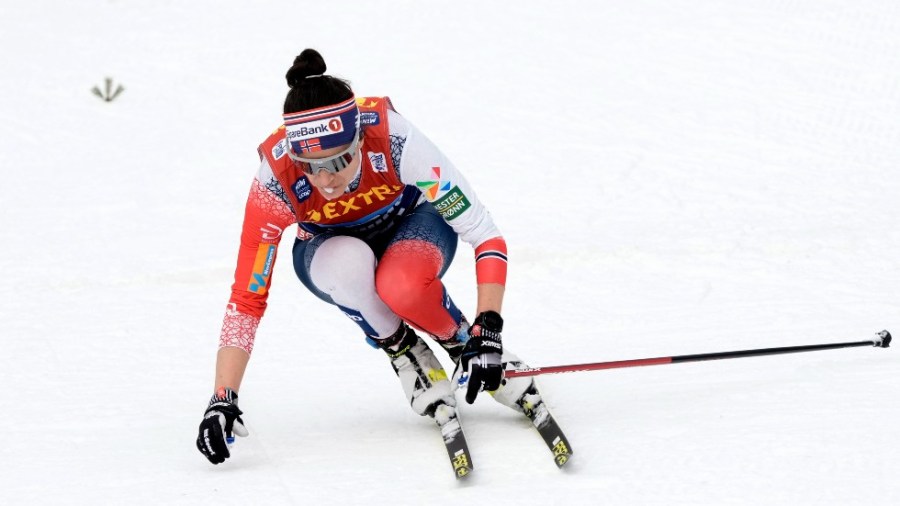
[285,49,327,87]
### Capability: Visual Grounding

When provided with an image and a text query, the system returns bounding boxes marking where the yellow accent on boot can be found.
[427,368,448,383]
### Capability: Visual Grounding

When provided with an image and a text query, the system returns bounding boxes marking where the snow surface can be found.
[2,1,899,504]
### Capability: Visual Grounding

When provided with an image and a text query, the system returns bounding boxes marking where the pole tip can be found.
[876,330,892,348]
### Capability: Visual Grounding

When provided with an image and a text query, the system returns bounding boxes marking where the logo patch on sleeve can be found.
[433,186,470,220]
[415,167,453,201]
[248,244,277,294]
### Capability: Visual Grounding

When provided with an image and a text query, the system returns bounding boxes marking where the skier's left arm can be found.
[393,114,508,315]
[394,113,508,402]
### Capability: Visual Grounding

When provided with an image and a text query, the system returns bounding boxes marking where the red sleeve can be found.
[219,178,295,353]
[474,236,508,286]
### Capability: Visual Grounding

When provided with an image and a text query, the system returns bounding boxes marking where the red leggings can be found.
[376,239,460,340]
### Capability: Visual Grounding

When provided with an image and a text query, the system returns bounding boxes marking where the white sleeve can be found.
[389,110,502,247]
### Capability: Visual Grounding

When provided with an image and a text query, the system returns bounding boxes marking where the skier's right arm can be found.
[198,161,295,464]
[216,161,295,388]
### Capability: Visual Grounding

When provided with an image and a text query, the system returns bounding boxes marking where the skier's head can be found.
[283,49,354,114]
[282,49,363,201]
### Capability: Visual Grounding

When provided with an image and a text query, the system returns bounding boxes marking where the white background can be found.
[2,1,898,504]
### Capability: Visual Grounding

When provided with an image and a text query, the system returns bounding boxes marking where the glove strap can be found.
[206,387,239,413]
[472,310,503,332]
[472,309,502,339]
[466,311,504,356]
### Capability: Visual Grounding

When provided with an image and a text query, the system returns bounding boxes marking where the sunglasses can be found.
[287,132,362,175]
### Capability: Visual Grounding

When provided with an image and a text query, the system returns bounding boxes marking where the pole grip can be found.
[876,330,892,348]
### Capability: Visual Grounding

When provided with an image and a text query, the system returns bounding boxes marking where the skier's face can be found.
[301,139,364,200]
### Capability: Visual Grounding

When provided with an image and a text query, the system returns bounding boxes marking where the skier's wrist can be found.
[466,311,503,356]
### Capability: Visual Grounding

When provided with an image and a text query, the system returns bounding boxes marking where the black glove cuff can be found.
[474,311,503,332]
[466,311,503,357]
[206,387,239,413]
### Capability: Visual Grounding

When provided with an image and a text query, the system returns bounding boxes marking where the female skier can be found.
[196,49,544,465]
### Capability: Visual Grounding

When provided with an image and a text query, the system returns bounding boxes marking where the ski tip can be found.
[877,330,892,348]
[453,457,473,479]
[550,437,574,468]
[455,466,474,479]
[450,448,474,479]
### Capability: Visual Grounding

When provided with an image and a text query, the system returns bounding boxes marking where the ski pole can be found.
[505,330,892,378]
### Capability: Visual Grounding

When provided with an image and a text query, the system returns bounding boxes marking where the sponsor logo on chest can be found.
[293,176,312,203]
[304,184,404,223]
[360,111,380,126]
[271,139,288,160]
[367,151,388,172]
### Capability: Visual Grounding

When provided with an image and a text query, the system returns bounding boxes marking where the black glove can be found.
[196,387,248,464]
[455,311,504,404]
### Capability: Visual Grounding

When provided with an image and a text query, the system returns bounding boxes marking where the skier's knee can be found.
[310,236,376,298]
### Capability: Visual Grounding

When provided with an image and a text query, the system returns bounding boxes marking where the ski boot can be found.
[374,323,455,417]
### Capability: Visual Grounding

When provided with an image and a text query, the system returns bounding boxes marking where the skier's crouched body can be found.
[375,322,539,417]
[198,48,553,466]
[293,200,540,418]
